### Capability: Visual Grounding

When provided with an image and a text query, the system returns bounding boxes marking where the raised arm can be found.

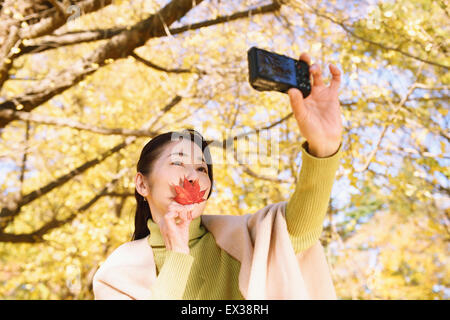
[285,51,344,253]
[285,140,342,253]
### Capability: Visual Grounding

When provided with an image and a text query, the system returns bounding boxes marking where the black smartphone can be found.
[247,46,311,98]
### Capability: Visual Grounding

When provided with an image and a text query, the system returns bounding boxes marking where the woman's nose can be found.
[186,168,199,183]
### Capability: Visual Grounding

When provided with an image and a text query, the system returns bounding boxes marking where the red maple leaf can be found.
[170,177,207,205]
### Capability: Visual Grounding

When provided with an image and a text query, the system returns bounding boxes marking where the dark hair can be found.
[131,129,214,241]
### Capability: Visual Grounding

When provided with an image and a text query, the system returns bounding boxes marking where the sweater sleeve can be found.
[147,250,194,299]
[285,139,343,253]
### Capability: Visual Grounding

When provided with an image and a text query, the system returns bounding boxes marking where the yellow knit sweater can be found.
[146,140,342,299]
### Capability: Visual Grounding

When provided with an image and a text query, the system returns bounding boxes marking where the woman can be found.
[92,52,344,300]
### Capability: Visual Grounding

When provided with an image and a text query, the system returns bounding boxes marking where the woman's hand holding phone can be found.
[287,52,343,158]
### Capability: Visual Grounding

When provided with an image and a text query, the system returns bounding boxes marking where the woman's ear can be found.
[135,173,150,198]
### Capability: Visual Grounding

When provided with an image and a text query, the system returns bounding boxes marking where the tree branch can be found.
[47,0,67,18]
[18,26,124,56]
[0,0,21,89]
[232,147,294,183]
[340,95,450,107]
[130,51,207,75]
[19,0,113,39]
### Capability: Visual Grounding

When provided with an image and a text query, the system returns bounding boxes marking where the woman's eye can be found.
[172,162,207,173]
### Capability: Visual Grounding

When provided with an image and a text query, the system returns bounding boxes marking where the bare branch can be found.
[206,112,293,148]
[18,120,30,191]
[340,95,450,107]
[130,52,207,75]
[384,144,450,160]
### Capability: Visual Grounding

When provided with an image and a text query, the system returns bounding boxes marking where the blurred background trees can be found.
[0,0,448,299]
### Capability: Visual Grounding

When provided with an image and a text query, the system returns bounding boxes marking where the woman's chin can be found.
[191,211,203,220]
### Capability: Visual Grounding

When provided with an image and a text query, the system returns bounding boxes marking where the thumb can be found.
[288,87,307,122]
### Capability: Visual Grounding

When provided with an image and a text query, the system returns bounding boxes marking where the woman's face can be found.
[136,139,211,223]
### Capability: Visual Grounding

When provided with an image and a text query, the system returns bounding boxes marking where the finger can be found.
[165,211,178,221]
[310,63,324,87]
[164,212,178,230]
[178,207,188,221]
[173,210,187,225]
[288,87,307,123]
[169,202,185,215]
[169,211,186,228]
[169,201,182,209]
[167,203,177,213]
[177,205,193,223]
[185,205,196,221]
[329,63,341,92]
[299,52,311,65]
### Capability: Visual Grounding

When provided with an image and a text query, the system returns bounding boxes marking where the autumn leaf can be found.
[170,177,207,205]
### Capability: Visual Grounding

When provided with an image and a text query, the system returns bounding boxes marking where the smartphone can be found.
[247,46,311,98]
